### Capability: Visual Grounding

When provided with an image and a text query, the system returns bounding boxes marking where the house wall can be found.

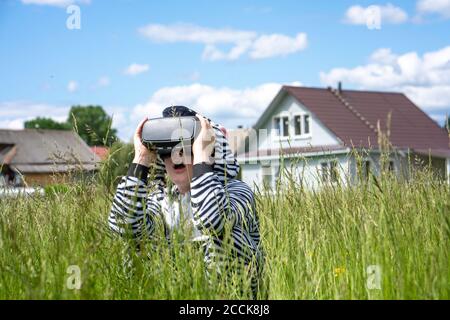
[348,152,448,182]
[240,163,261,189]
[23,173,72,186]
[347,152,408,184]
[411,155,447,180]
[22,170,96,186]
[282,154,351,189]
[255,95,341,152]
[239,151,422,190]
[240,153,352,190]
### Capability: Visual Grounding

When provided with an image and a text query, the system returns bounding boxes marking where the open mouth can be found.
[173,163,186,171]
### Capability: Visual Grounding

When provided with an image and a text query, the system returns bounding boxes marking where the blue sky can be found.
[1,0,449,141]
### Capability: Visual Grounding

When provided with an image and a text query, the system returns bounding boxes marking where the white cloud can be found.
[0,81,305,141]
[0,101,69,129]
[417,0,450,18]
[369,48,398,65]
[402,85,450,109]
[67,80,78,93]
[138,23,256,44]
[344,3,408,25]
[96,76,110,87]
[202,41,253,61]
[0,118,25,130]
[21,0,90,7]
[0,101,133,141]
[138,23,308,61]
[124,63,150,76]
[249,33,308,59]
[188,71,201,82]
[430,113,447,123]
[121,81,299,140]
[320,46,450,112]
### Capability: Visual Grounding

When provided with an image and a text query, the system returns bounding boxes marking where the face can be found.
[163,149,194,193]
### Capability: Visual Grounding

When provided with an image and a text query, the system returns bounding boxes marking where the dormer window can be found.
[282,117,289,137]
[293,113,311,138]
[274,113,311,139]
[294,115,302,135]
[274,117,281,135]
[274,116,290,137]
[304,115,310,134]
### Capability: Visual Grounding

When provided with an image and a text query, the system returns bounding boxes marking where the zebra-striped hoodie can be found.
[108,115,263,296]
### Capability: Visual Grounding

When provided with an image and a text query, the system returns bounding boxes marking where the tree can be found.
[67,105,118,146]
[24,117,70,130]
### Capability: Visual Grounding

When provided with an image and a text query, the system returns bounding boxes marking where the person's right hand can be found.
[133,118,156,167]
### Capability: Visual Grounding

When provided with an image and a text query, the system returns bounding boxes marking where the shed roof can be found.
[0,129,100,173]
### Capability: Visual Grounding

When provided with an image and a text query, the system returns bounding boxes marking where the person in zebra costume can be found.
[108,106,264,298]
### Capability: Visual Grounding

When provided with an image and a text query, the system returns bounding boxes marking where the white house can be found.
[234,85,450,189]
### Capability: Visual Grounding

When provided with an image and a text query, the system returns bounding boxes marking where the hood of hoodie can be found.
[153,106,239,186]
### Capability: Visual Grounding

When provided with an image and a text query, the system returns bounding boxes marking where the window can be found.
[275,114,310,138]
[330,160,339,182]
[321,162,329,183]
[274,166,281,185]
[282,117,289,137]
[274,117,281,136]
[274,116,290,137]
[261,165,272,187]
[294,115,301,135]
[364,160,371,179]
[304,115,310,134]
[321,161,339,183]
[388,161,395,172]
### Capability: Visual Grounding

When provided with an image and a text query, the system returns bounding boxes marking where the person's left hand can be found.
[193,115,215,165]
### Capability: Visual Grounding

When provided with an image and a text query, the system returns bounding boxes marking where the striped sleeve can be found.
[108,163,164,241]
[190,164,257,234]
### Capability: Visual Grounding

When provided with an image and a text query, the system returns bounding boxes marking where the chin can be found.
[170,169,189,185]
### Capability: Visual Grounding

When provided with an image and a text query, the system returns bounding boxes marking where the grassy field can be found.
[0,165,448,299]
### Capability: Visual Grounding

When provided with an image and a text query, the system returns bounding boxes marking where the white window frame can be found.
[303,114,311,136]
[362,159,372,180]
[292,112,312,139]
[273,112,312,141]
[272,113,291,141]
[293,113,302,137]
[320,159,340,184]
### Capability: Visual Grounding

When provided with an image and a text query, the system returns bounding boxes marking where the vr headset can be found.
[141,116,201,157]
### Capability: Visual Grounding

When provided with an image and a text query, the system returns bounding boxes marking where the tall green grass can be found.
[0,161,448,299]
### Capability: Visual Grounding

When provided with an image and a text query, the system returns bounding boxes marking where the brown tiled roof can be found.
[277,86,449,155]
[90,146,109,161]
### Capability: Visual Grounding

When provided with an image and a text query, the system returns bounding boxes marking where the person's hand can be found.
[133,118,156,167]
[193,115,216,165]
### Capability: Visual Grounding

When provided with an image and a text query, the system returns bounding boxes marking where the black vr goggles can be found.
[141,116,201,157]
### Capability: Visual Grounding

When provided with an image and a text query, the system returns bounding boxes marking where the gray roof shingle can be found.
[0,129,100,173]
